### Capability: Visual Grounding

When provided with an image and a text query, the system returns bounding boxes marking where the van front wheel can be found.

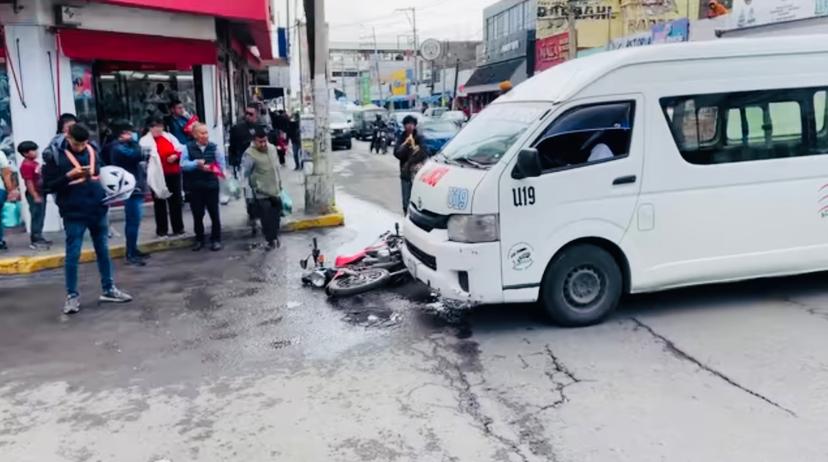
[541,244,621,327]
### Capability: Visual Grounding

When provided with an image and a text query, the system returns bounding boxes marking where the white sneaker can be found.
[63,295,81,315]
[99,287,133,303]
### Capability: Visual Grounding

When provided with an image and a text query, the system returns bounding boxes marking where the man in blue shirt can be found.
[182,123,226,251]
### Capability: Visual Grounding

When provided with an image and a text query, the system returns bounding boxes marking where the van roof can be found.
[498,35,828,104]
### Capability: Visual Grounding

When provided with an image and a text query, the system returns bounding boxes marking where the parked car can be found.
[390,111,423,139]
[353,108,389,140]
[440,110,467,126]
[330,112,352,150]
[424,107,448,119]
[419,120,460,154]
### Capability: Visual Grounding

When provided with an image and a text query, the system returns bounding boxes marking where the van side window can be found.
[533,101,635,171]
[660,88,826,165]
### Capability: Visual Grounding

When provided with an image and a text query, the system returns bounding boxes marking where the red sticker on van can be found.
[420,166,450,187]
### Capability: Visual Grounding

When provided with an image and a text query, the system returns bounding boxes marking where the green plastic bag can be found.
[280,189,293,216]
[2,201,21,228]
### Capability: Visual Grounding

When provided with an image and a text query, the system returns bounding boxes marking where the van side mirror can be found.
[512,148,542,180]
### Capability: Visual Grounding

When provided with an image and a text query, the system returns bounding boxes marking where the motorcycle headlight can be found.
[447,214,499,243]
[310,271,328,288]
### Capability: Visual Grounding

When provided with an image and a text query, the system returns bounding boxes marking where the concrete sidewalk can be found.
[0,168,343,275]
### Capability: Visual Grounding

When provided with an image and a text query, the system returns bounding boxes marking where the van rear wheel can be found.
[541,244,621,327]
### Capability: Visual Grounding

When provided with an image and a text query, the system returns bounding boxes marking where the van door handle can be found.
[613,175,637,186]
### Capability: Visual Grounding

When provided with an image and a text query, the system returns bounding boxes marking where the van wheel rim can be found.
[563,266,603,308]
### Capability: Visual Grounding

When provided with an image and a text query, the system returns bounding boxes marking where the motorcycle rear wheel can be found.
[326,268,391,297]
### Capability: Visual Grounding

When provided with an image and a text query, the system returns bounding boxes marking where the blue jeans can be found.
[124,195,144,258]
[0,189,6,243]
[292,141,302,170]
[64,215,114,297]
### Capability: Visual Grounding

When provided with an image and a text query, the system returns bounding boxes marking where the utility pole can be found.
[296,19,305,110]
[567,0,578,60]
[452,57,460,109]
[396,7,419,109]
[373,27,383,107]
[305,0,334,214]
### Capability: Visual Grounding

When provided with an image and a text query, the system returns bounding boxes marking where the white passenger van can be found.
[402,36,828,326]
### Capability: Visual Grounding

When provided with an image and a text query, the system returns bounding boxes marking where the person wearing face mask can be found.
[242,127,283,251]
[42,123,133,315]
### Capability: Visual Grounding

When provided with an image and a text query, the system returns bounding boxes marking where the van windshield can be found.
[440,103,549,167]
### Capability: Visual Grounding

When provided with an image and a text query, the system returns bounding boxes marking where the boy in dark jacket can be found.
[109,121,150,266]
[42,124,132,315]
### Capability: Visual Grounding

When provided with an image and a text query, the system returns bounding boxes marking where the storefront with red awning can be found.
[0,0,273,232]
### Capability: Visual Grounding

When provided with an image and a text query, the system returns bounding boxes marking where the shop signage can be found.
[483,30,529,64]
[651,17,689,43]
[536,0,616,39]
[535,32,570,73]
[390,69,408,96]
[731,0,827,29]
[607,31,653,50]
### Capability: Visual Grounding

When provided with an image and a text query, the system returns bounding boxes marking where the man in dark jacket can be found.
[42,124,133,315]
[393,115,429,214]
[165,100,193,145]
[109,120,150,267]
[229,103,263,172]
[182,123,226,251]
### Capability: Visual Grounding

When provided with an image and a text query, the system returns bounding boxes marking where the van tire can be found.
[540,244,622,327]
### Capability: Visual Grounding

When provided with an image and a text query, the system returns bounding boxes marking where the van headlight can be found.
[447,214,499,243]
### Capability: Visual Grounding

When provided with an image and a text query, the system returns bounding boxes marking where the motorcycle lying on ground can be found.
[300,225,408,297]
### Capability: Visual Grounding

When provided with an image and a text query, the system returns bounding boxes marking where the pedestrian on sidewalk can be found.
[0,149,20,251]
[109,121,150,266]
[289,111,303,171]
[141,117,185,238]
[46,113,78,161]
[18,141,51,249]
[230,103,263,174]
[183,123,225,252]
[242,127,283,251]
[393,115,429,215]
[165,100,196,145]
[42,124,132,315]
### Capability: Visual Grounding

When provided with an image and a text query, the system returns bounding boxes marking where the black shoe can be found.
[265,241,277,251]
[0,241,7,251]
[210,241,223,252]
[34,237,52,245]
[192,241,205,252]
[135,251,151,259]
[125,257,147,267]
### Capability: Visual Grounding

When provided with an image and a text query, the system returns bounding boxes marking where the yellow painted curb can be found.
[284,210,345,232]
[0,209,344,276]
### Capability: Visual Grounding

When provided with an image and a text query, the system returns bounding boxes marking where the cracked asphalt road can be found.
[2,141,828,461]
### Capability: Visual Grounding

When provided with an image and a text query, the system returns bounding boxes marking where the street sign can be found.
[419,39,442,61]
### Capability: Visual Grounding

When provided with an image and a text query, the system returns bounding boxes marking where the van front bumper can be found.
[402,216,503,304]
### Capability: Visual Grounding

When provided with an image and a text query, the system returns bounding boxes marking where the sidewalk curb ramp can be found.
[0,209,344,276]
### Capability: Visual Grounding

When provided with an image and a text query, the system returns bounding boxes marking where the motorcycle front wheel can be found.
[326,268,391,297]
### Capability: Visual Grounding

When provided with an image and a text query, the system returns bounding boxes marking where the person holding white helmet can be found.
[109,120,149,267]
[42,123,133,315]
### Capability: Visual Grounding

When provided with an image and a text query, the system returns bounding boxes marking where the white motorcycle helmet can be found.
[99,166,136,205]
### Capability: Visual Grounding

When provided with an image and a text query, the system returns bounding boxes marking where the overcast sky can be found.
[279,0,490,44]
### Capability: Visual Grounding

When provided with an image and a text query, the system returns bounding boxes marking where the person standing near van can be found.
[394,115,428,214]
[42,124,132,314]
[18,141,51,248]
[182,123,225,252]
[242,127,283,250]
